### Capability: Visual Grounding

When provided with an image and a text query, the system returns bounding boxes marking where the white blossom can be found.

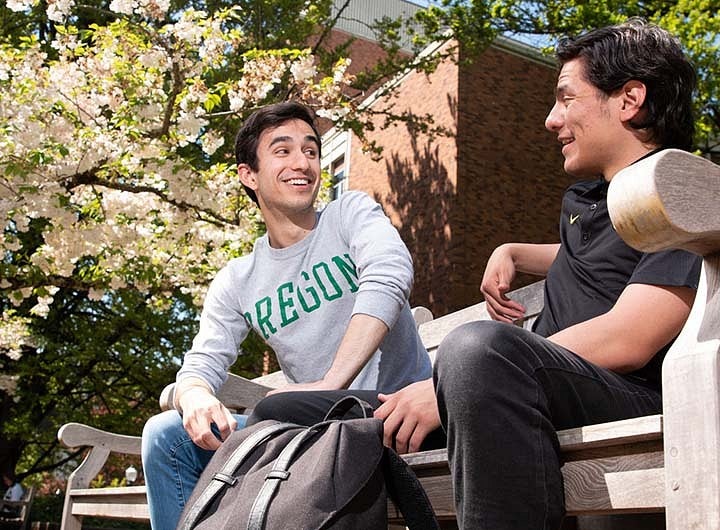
[290,55,316,83]
[88,288,105,301]
[0,6,354,336]
[46,0,74,22]
[30,295,55,317]
[316,105,350,121]
[0,375,19,394]
[333,58,351,82]
[201,131,224,155]
[139,0,170,19]
[227,89,246,112]
[109,0,135,15]
[0,311,34,360]
[6,0,35,12]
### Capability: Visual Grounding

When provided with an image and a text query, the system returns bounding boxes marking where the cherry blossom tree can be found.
[0,0,461,481]
[1,2,353,315]
[0,0,360,478]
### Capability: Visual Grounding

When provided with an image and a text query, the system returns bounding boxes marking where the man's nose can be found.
[545,102,562,132]
[291,150,310,170]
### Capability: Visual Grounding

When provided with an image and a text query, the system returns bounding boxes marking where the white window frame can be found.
[321,129,351,201]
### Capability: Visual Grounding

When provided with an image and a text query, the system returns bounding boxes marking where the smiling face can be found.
[238,119,321,219]
[545,58,631,180]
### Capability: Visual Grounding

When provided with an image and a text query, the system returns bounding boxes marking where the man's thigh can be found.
[435,320,663,431]
[246,389,381,426]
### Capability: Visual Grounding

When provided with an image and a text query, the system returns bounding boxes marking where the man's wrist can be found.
[175,377,213,412]
[318,370,349,390]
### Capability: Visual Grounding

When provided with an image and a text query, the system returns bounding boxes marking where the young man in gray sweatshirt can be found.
[141,101,431,530]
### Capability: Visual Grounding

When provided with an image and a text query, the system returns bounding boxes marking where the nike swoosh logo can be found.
[569,214,580,224]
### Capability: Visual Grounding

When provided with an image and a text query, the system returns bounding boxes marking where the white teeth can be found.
[288,178,310,185]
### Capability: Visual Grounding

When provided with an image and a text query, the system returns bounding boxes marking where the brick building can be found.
[322,5,575,317]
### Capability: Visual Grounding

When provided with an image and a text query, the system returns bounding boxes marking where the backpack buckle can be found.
[213,472,238,486]
[265,470,290,481]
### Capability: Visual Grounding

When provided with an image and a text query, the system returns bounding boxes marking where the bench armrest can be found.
[58,423,142,492]
[58,422,142,454]
[609,148,720,528]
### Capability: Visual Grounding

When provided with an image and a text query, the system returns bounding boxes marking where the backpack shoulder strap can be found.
[246,423,326,530]
[179,422,298,530]
[384,449,441,530]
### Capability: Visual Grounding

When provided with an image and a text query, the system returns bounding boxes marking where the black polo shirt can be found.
[533,178,702,388]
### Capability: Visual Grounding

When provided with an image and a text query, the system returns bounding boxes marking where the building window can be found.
[331,155,347,200]
[321,129,350,202]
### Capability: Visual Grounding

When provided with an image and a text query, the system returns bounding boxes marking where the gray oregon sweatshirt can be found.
[177,191,431,394]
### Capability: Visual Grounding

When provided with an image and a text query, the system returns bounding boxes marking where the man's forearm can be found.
[321,313,389,388]
[505,243,560,276]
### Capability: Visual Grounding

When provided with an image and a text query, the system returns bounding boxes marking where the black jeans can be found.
[247,389,447,451]
[434,320,663,529]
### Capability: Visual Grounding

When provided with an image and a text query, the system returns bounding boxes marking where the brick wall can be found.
[346,40,460,315]
[450,45,573,313]
[344,39,575,317]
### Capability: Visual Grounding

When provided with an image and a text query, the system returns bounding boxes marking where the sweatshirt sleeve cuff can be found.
[351,289,405,329]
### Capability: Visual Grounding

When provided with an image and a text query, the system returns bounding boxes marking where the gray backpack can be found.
[177,397,440,530]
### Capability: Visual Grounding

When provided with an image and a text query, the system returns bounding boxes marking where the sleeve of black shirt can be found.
[628,249,702,289]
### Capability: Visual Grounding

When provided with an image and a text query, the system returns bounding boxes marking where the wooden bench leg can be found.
[60,446,111,530]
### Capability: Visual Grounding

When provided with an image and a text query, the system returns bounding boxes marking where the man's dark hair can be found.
[234,101,321,205]
[556,18,696,151]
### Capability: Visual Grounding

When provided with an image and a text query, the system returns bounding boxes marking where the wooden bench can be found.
[58,149,720,529]
[0,485,35,530]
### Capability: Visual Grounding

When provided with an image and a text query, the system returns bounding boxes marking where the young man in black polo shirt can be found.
[421,19,701,528]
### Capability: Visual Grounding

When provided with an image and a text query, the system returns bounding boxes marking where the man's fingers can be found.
[484,292,526,322]
[182,397,237,449]
[227,412,238,432]
[484,297,514,323]
[196,429,222,451]
[184,417,220,450]
[376,399,400,447]
[374,394,395,421]
[380,408,402,448]
[408,425,430,454]
[214,410,238,441]
[393,418,418,454]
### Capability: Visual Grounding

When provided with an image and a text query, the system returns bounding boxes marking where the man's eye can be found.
[304,148,317,157]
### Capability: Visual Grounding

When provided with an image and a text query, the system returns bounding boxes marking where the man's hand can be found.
[177,385,237,450]
[266,379,335,395]
[374,378,440,454]
[481,245,525,322]
[480,243,559,322]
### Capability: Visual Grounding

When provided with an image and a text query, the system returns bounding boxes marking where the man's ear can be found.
[237,164,258,191]
[619,80,647,123]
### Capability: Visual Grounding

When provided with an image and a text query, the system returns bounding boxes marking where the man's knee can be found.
[436,320,516,370]
[142,410,185,456]
[434,321,542,397]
